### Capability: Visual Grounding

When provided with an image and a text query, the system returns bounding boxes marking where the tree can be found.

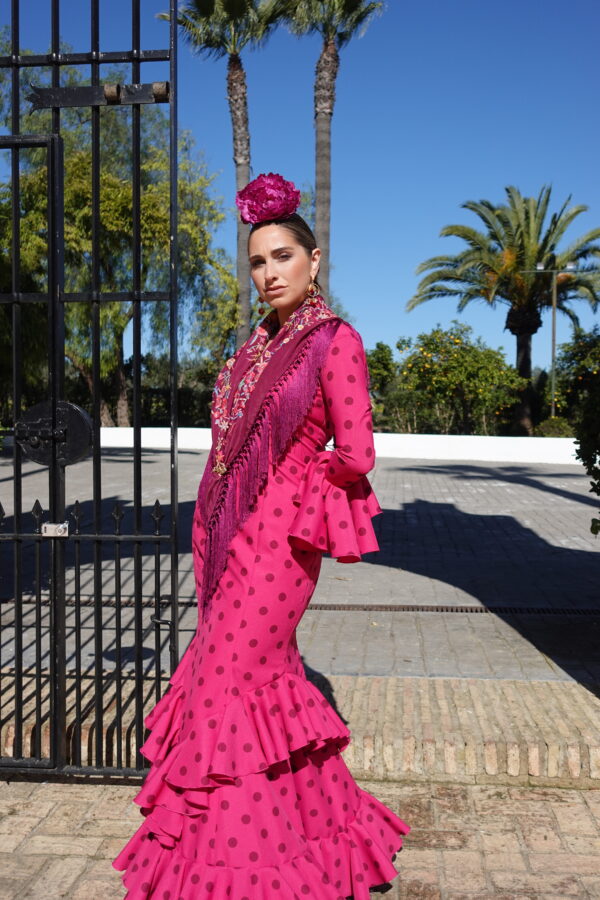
[0,43,237,426]
[556,327,600,533]
[406,186,600,434]
[286,0,382,298]
[164,0,288,349]
[366,322,526,435]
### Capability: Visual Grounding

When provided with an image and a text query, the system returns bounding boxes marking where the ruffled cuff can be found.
[288,452,382,561]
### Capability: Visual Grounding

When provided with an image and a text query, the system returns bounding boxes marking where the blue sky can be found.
[8,0,600,369]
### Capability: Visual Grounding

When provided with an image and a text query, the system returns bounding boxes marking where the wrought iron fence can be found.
[0,0,179,777]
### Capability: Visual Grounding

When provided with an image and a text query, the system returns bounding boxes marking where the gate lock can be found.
[15,401,93,466]
[41,521,69,538]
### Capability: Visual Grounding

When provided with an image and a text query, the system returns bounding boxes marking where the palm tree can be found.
[163,1,287,347]
[407,186,600,433]
[286,0,382,298]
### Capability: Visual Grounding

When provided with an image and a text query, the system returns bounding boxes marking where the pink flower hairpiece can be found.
[235,172,301,225]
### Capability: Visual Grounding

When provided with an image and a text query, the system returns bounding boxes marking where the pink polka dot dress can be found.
[112,321,410,898]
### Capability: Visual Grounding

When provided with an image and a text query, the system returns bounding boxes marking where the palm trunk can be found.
[227,53,251,349]
[506,305,541,436]
[314,37,339,299]
[515,332,534,435]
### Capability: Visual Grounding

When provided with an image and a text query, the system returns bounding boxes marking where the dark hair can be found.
[249,213,321,288]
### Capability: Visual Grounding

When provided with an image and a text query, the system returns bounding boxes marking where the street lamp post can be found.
[524,262,577,417]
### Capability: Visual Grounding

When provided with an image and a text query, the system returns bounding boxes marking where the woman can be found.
[112,173,410,899]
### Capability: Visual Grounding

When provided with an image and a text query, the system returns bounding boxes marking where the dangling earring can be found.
[306,280,320,302]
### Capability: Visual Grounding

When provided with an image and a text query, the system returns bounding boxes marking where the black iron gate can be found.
[0,0,179,776]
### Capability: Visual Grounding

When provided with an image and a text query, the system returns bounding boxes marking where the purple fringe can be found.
[196,320,340,622]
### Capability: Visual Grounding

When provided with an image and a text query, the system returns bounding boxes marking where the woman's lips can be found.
[266,286,286,294]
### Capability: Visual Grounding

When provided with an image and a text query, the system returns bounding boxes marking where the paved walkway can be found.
[1,452,600,896]
[1,777,599,899]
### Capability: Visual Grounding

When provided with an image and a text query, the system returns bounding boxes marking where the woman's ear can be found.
[311,247,321,279]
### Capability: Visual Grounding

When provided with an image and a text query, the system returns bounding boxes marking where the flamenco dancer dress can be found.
[112,295,410,898]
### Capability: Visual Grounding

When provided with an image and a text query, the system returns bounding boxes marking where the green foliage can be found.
[533,417,574,437]
[0,38,236,426]
[162,0,289,58]
[408,186,600,330]
[367,322,526,435]
[285,0,383,47]
[555,327,600,533]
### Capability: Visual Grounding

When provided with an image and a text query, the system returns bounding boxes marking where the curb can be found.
[328,675,600,789]
[2,671,599,788]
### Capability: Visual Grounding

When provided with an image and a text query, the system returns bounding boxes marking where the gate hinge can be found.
[41,521,69,537]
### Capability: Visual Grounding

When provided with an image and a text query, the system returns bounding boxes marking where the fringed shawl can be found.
[196,297,342,621]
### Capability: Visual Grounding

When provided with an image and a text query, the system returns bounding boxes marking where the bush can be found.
[556,328,600,534]
[533,417,574,437]
[367,322,526,435]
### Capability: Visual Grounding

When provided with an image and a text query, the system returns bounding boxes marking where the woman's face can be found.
[248,225,321,323]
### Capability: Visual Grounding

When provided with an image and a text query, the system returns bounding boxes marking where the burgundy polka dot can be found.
[274,507,283,517]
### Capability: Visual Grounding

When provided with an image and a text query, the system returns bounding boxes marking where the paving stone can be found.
[22,856,88,899]
[17,834,103,857]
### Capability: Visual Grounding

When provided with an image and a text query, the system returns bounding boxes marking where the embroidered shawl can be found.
[196,296,342,620]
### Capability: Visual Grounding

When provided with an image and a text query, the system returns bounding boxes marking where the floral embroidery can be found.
[210,296,335,475]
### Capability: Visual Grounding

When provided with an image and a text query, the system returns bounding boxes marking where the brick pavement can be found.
[2,452,600,896]
[1,778,599,899]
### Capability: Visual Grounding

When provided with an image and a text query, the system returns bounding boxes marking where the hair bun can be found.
[235,173,301,225]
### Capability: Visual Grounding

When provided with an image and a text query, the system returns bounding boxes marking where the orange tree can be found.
[556,327,600,533]
[366,322,526,435]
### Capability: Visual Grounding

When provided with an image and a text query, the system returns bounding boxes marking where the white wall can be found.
[100,428,580,465]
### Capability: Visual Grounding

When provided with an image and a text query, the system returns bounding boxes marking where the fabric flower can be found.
[235,172,301,224]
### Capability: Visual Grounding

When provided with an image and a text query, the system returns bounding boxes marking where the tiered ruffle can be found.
[114,781,408,900]
[134,668,352,815]
[288,453,382,561]
[113,659,409,898]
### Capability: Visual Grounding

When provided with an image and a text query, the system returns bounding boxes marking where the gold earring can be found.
[306,280,320,301]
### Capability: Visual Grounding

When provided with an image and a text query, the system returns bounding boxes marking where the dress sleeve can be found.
[287,322,383,562]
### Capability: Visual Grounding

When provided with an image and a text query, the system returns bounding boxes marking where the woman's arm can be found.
[319,321,376,487]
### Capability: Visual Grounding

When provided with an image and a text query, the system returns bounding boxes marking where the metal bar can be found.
[131,0,145,769]
[73,512,82,767]
[0,135,57,147]
[169,0,180,675]
[91,0,104,769]
[34,533,43,758]
[11,0,23,761]
[27,82,170,110]
[0,49,170,67]
[51,0,60,133]
[48,132,67,767]
[0,533,171,542]
[114,511,123,769]
[0,291,171,304]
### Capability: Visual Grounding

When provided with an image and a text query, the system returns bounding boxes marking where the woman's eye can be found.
[277,253,291,261]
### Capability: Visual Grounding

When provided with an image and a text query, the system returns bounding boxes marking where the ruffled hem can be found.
[288,453,382,561]
[113,787,410,900]
[134,669,352,819]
